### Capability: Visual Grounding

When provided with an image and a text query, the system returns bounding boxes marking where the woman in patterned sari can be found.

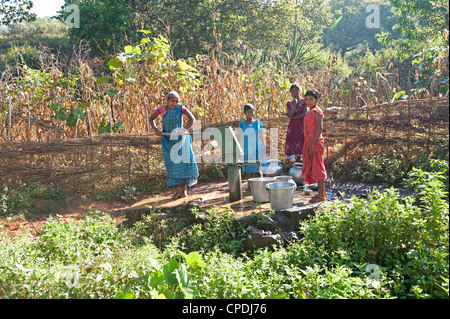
[149,91,199,199]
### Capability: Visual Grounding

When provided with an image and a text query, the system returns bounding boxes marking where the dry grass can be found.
[0,38,448,193]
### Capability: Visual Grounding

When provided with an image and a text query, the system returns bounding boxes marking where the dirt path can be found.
[1,199,131,237]
[0,180,229,237]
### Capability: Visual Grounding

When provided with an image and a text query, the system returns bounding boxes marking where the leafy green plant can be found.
[1,168,448,299]
[299,181,448,298]
[283,35,316,65]
[331,148,410,185]
[98,120,122,134]
[0,182,46,217]
[411,47,449,97]
[180,206,250,256]
[115,251,205,299]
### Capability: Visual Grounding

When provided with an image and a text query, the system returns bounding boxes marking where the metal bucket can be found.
[275,175,296,184]
[265,182,296,211]
[248,177,276,203]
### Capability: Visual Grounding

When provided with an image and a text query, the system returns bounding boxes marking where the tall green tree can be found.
[135,0,297,58]
[132,0,331,59]
[0,0,36,26]
[58,0,137,56]
[389,0,449,55]
[56,0,333,61]
[322,0,398,58]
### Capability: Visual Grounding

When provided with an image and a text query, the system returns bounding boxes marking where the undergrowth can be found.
[0,161,448,299]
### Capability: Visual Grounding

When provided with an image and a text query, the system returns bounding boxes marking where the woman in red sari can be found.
[302,89,327,204]
[285,83,308,162]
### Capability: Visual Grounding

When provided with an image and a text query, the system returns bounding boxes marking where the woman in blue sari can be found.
[149,91,199,199]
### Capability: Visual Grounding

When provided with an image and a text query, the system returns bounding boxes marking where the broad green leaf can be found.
[125,73,136,83]
[439,85,449,95]
[186,252,205,267]
[177,59,193,71]
[158,35,169,43]
[149,270,165,288]
[105,89,119,97]
[163,258,180,286]
[124,46,133,54]
[96,76,110,85]
[107,58,123,70]
[66,109,85,126]
[176,264,194,299]
[115,290,136,299]
[394,91,406,99]
[51,103,69,120]
[50,103,63,112]
[270,292,287,299]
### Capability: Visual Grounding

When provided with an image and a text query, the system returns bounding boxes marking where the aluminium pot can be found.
[262,159,283,177]
[288,162,305,185]
[248,177,276,203]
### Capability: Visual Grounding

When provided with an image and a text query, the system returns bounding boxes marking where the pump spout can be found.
[240,161,262,175]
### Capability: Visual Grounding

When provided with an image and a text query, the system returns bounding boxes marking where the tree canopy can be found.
[390,0,449,54]
[0,0,36,26]
[58,0,138,56]
[1,0,449,78]
[322,0,398,57]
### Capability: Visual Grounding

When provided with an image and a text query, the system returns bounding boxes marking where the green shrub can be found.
[180,206,250,256]
[331,147,449,187]
[35,211,121,263]
[0,166,448,299]
[0,182,66,217]
[299,178,448,298]
[0,183,43,217]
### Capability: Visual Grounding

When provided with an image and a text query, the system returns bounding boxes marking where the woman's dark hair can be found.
[244,103,255,113]
[290,83,301,92]
[305,89,320,100]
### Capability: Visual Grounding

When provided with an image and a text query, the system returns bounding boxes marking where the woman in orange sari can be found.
[302,89,327,204]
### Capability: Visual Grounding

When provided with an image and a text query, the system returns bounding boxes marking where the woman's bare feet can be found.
[309,194,327,204]
[172,187,182,200]
[180,186,188,198]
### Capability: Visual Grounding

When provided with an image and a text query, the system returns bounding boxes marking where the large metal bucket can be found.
[265,182,296,211]
[248,177,276,203]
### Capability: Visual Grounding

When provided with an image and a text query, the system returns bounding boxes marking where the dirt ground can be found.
[0,180,229,237]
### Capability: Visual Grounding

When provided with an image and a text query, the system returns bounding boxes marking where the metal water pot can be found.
[288,162,304,185]
[262,159,283,177]
[248,177,276,203]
